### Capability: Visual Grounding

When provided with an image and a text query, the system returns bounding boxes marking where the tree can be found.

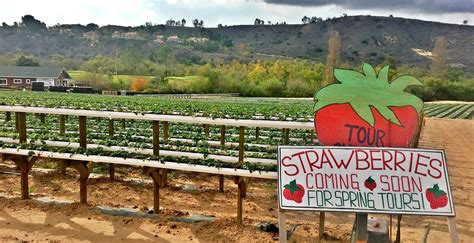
[199,20,204,28]
[430,36,447,80]
[302,16,309,24]
[20,15,47,31]
[130,78,148,92]
[181,18,186,27]
[85,23,99,31]
[15,55,39,66]
[324,30,341,86]
[192,19,199,28]
[463,20,468,25]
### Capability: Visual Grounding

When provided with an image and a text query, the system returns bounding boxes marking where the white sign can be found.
[278,146,455,216]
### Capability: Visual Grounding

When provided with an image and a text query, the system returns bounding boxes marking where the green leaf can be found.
[283,179,301,195]
[363,63,376,78]
[428,184,447,198]
[390,75,423,91]
[334,69,367,85]
[366,176,375,183]
[350,102,375,126]
[372,104,402,126]
[377,65,389,83]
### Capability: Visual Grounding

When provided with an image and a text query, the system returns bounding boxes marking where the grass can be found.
[68,70,154,82]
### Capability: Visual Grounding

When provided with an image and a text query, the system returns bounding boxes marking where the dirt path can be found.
[0,118,472,242]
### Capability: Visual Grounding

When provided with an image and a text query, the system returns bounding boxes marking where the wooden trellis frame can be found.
[0,105,315,225]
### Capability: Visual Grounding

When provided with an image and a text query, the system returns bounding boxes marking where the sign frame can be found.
[277,146,455,216]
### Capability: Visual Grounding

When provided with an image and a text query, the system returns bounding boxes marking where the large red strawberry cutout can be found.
[426,184,448,209]
[313,63,423,147]
[283,179,305,203]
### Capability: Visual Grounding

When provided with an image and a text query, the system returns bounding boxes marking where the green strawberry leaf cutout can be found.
[365,176,375,184]
[313,63,423,127]
[428,184,447,198]
[284,179,301,195]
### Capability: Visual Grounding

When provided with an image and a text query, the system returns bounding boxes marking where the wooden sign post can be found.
[278,63,459,242]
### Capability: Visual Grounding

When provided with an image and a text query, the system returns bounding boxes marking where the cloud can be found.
[263,0,474,13]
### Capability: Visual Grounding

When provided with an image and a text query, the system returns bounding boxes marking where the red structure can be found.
[0,66,70,90]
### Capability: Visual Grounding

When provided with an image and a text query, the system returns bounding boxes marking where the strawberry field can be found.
[0,91,471,175]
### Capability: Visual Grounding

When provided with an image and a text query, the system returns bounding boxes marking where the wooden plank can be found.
[153,121,160,157]
[1,148,279,179]
[79,116,87,148]
[0,106,314,130]
[0,137,277,165]
[59,115,65,134]
[395,215,402,243]
[447,217,460,243]
[255,127,260,140]
[278,210,287,243]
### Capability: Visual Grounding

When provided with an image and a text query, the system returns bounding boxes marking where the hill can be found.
[0,15,473,71]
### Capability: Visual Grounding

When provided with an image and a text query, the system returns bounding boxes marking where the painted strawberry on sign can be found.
[364,176,377,191]
[426,184,448,209]
[283,179,305,203]
[313,63,423,147]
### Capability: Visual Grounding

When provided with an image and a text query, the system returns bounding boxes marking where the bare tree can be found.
[324,30,341,85]
[430,36,447,80]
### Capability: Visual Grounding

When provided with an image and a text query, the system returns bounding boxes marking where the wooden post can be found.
[204,124,210,136]
[17,112,27,143]
[163,121,169,140]
[219,125,226,192]
[255,127,260,140]
[447,217,460,243]
[39,113,45,124]
[108,119,114,137]
[319,212,325,239]
[395,215,402,243]
[220,125,225,145]
[15,112,19,132]
[278,210,287,243]
[355,213,368,242]
[238,126,245,164]
[152,121,160,157]
[108,119,115,180]
[310,131,315,143]
[121,119,126,129]
[69,161,90,204]
[146,168,163,214]
[5,111,11,122]
[59,115,65,134]
[284,128,290,145]
[11,156,37,200]
[79,116,87,148]
[235,177,248,225]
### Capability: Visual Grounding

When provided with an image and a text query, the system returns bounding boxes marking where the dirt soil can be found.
[0,118,472,242]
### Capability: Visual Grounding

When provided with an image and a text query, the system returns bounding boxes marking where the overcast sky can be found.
[1,0,472,27]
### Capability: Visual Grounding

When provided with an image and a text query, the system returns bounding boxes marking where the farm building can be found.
[0,66,70,90]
